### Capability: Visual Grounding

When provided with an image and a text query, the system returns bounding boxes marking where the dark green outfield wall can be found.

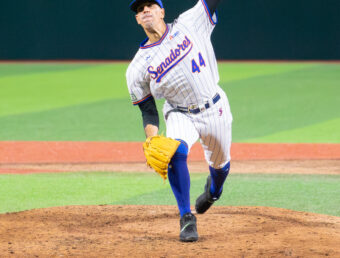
[0,0,339,60]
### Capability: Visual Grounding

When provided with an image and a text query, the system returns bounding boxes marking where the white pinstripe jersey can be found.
[126,0,221,108]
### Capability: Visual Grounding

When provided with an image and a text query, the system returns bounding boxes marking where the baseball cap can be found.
[130,0,164,13]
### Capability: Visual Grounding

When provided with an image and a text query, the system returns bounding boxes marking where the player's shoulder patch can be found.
[130,92,137,102]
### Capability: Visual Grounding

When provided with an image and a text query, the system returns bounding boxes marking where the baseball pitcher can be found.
[126,0,232,242]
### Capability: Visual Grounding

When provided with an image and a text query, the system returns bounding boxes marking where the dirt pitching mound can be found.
[1,206,339,257]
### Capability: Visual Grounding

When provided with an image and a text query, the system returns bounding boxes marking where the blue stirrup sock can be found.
[167,140,191,217]
[209,162,230,199]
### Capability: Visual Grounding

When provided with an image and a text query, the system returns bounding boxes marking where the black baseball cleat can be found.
[195,175,221,214]
[179,212,199,242]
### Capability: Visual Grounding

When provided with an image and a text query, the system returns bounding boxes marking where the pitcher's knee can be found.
[210,160,230,173]
[172,139,188,160]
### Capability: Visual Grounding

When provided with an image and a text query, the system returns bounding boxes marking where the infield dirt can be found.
[1,141,340,174]
[1,205,339,257]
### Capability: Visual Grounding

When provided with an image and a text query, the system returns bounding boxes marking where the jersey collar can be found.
[140,24,169,49]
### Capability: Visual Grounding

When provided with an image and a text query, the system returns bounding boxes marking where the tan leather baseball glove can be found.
[143,135,180,180]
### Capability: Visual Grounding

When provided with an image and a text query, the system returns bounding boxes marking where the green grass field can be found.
[1,172,339,216]
[1,62,339,215]
[1,62,339,142]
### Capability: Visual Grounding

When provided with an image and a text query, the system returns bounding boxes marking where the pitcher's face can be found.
[135,2,165,31]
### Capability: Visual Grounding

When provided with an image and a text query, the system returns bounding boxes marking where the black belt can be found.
[176,93,221,114]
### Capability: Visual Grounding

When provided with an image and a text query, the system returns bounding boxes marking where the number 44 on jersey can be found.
[192,52,206,73]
